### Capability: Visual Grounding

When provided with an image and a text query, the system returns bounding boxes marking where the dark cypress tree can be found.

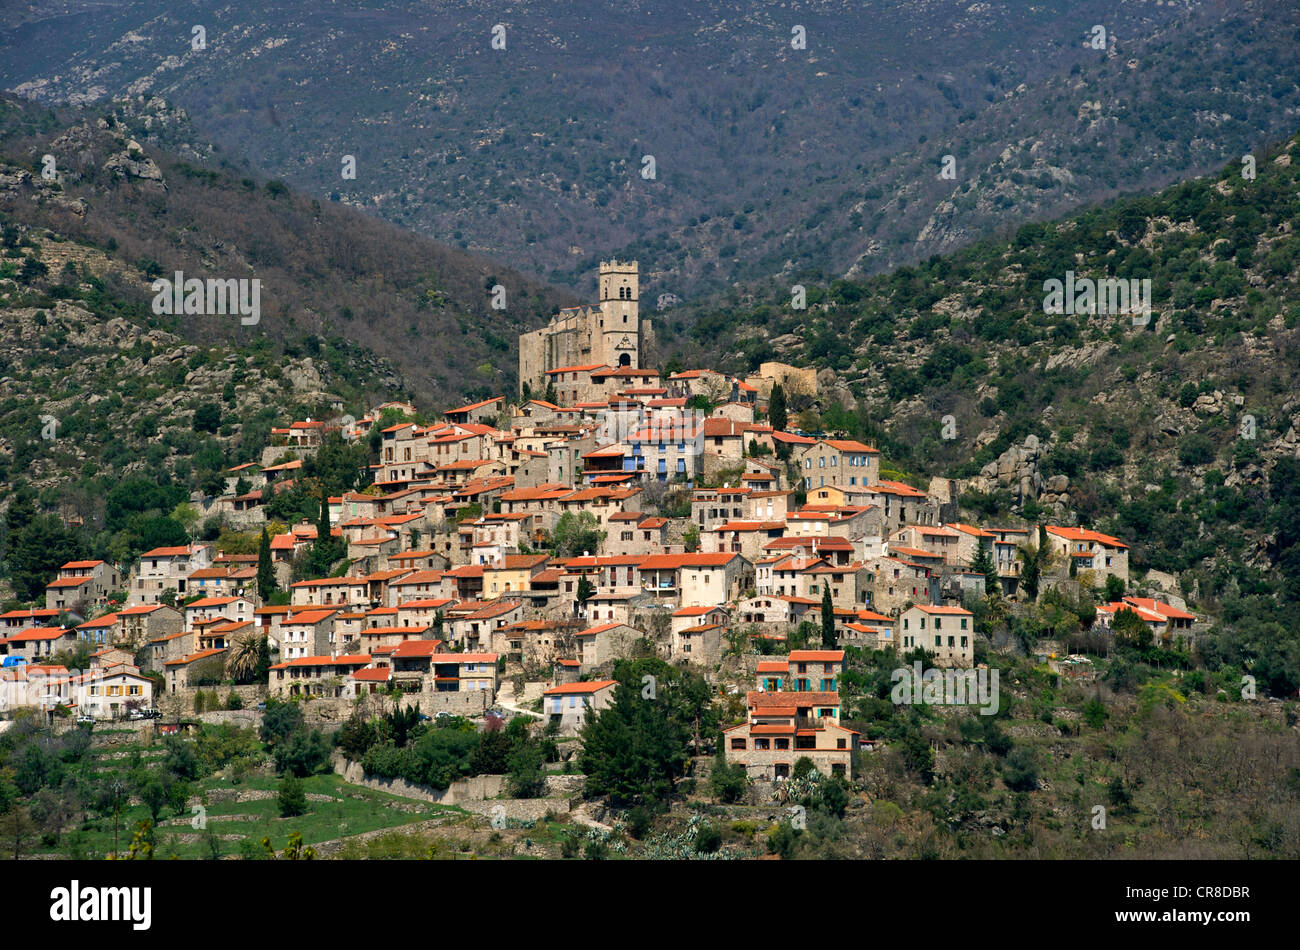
[820,584,837,648]
[256,526,276,599]
[768,384,788,431]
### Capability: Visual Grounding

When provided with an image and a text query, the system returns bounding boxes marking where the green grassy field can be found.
[44,772,458,860]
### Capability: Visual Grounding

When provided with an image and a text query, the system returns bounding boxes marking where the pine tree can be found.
[820,584,837,648]
[971,537,998,595]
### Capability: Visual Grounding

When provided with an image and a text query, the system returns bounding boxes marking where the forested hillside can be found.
[0,94,578,408]
[665,135,1300,694]
[3,0,1296,300]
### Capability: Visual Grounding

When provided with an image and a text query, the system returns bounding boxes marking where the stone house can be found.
[45,559,122,611]
[899,604,975,668]
[794,439,880,491]
[130,545,212,604]
[163,647,228,691]
[183,596,254,632]
[671,622,725,667]
[268,654,374,698]
[2,626,76,662]
[1043,526,1130,584]
[278,608,339,661]
[723,687,856,781]
[542,679,618,734]
[573,622,641,672]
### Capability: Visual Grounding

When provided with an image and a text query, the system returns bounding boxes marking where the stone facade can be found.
[519,260,645,395]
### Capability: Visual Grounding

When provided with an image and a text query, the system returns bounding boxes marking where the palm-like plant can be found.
[228,634,264,684]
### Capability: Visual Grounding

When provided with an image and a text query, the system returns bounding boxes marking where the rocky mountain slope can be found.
[3,0,1297,301]
[661,132,1300,657]
[0,94,578,407]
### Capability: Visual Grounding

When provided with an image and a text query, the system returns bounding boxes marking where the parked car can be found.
[76,715,95,725]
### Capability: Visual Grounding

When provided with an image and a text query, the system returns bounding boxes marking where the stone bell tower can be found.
[597,259,639,369]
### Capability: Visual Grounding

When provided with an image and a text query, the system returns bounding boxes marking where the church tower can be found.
[597,260,639,369]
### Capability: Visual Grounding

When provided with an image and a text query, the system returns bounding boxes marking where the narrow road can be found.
[495,680,544,720]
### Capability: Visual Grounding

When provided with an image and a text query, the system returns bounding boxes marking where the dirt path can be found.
[496,680,544,720]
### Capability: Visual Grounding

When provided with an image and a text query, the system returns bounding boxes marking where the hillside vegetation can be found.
[667,135,1300,695]
[3,0,1297,300]
[0,95,578,408]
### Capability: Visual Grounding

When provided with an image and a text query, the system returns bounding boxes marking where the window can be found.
[731,738,746,750]
[934,636,941,647]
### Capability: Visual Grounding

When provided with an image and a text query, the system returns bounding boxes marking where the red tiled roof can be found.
[543,679,618,695]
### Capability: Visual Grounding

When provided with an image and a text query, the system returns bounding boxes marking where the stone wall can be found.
[195,709,262,728]
[332,753,578,817]
[169,682,267,716]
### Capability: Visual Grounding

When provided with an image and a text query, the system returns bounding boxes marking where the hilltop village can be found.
[0,261,1200,786]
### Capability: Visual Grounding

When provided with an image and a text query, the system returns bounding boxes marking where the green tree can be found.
[5,514,83,601]
[1112,608,1153,650]
[1103,574,1125,603]
[272,728,331,777]
[578,659,712,806]
[551,511,605,558]
[256,527,277,599]
[260,699,304,748]
[192,402,222,433]
[820,585,837,648]
[768,384,788,431]
[576,575,595,613]
[277,775,307,817]
[506,741,546,798]
[710,744,747,803]
[1019,543,1041,600]
[971,537,998,595]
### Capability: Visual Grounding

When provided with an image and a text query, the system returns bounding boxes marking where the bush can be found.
[226,692,244,710]
[710,758,748,803]
[1177,432,1215,467]
[273,728,332,777]
[694,823,722,854]
[766,820,798,859]
[277,776,307,817]
[627,805,654,839]
[1001,748,1040,792]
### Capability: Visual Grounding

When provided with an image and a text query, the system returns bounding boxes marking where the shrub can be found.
[694,823,722,854]
[627,805,654,839]
[277,776,307,817]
